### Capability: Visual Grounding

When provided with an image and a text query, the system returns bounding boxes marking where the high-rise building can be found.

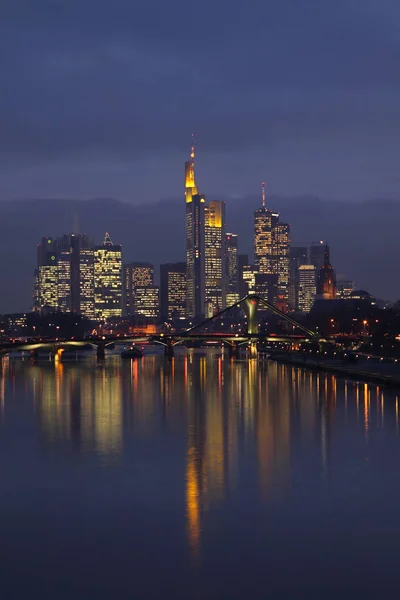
[254,273,278,305]
[94,232,122,320]
[242,265,258,295]
[54,233,95,319]
[123,262,154,316]
[36,237,58,311]
[298,265,316,313]
[134,286,160,318]
[204,200,225,317]
[185,137,205,318]
[225,233,239,306]
[317,244,336,299]
[254,184,290,308]
[289,247,308,311]
[310,241,326,283]
[160,262,186,320]
[238,254,249,298]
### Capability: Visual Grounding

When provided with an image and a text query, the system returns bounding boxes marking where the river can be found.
[0,349,399,599]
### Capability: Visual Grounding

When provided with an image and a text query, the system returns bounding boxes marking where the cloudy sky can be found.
[0,0,399,203]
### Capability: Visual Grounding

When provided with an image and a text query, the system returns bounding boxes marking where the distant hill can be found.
[0,196,398,313]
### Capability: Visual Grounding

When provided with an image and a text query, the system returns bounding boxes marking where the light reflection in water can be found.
[0,353,399,569]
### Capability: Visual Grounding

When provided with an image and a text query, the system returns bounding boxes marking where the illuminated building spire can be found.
[262,181,266,208]
[185,134,198,202]
[103,232,113,247]
[191,133,195,159]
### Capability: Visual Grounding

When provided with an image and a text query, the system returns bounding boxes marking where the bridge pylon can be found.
[245,295,260,336]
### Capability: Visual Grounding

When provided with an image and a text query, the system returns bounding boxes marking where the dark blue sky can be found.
[1,0,400,203]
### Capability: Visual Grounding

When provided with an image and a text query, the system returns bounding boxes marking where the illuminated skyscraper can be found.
[204,201,225,316]
[185,136,205,318]
[242,264,257,295]
[36,237,58,311]
[225,233,239,306]
[317,244,336,300]
[298,265,316,313]
[134,286,160,318]
[289,246,308,311]
[94,232,122,320]
[238,254,249,298]
[254,183,290,308]
[123,262,154,316]
[160,262,186,320]
[54,233,95,318]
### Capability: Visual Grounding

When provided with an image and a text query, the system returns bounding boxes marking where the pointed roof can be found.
[103,232,113,246]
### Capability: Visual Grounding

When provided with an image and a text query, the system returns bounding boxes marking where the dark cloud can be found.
[0,0,399,201]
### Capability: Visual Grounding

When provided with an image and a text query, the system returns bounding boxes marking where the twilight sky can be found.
[0,0,400,203]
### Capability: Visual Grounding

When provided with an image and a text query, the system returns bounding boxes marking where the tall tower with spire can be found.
[94,231,123,320]
[254,182,290,308]
[317,244,336,299]
[185,136,205,318]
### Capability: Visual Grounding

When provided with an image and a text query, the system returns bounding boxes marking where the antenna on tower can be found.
[73,212,79,234]
[261,182,266,208]
[190,133,195,160]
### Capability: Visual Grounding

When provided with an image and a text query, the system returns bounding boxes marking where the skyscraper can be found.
[134,286,160,318]
[36,237,58,311]
[225,233,239,306]
[160,262,186,320]
[123,262,154,316]
[317,244,336,299]
[298,265,316,313]
[237,254,249,298]
[94,232,122,320]
[204,200,225,316]
[185,136,205,318]
[310,241,326,284]
[289,246,308,311]
[254,183,290,308]
[54,233,95,318]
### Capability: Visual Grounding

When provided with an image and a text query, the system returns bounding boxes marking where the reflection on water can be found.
[1,351,400,598]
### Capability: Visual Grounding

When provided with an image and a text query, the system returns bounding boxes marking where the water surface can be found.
[0,351,399,599]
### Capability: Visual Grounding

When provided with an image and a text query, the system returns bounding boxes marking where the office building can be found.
[289,246,308,311]
[160,262,186,320]
[134,286,160,318]
[225,233,239,306]
[298,265,316,313]
[255,273,278,305]
[242,264,258,295]
[310,241,326,284]
[238,254,249,298]
[94,232,122,320]
[337,279,355,299]
[204,200,225,317]
[185,136,205,318]
[124,262,154,316]
[317,244,336,299]
[254,183,290,308]
[36,237,58,311]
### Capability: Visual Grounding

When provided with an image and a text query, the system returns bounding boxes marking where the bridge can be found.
[0,294,322,359]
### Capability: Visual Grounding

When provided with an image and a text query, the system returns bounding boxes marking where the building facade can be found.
[160,262,186,320]
[134,286,160,318]
[298,265,316,313]
[204,200,225,317]
[185,137,205,319]
[225,233,239,306]
[123,262,154,316]
[94,232,122,320]
[254,186,290,308]
[289,246,308,311]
